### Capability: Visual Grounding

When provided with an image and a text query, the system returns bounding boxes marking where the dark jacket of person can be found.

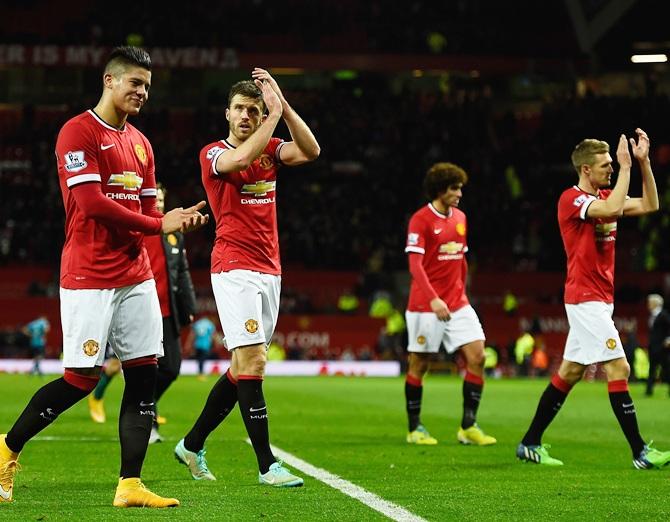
[649,308,670,354]
[146,231,197,332]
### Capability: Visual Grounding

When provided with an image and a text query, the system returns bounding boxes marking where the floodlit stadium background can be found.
[1,0,670,375]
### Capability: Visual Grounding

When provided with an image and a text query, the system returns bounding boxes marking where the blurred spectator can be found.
[337,288,360,315]
[21,314,50,376]
[267,341,286,361]
[484,345,499,377]
[645,293,670,396]
[514,327,535,376]
[620,323,639,382]
[187,315,217,380]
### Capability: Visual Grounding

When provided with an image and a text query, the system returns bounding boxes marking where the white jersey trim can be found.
[405,246,425,254]
[87,109,124,132]
[428,203,450,218]
[211,147,228,176]
[275,141,287,165]
[66,173,101,188]
[140,188,157,197]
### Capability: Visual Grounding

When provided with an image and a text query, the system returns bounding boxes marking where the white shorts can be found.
[211,270,280,350]
[60,279,163,368]
[563,301,624,365]
[406,305,485,354]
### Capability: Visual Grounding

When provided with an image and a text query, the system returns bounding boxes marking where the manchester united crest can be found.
[134,143,147,164]
[455,223,466,236]
[258,154,273,170]
[83,339,100,356]
[606,338,617,350]
[417,335,426,345]
[245,319,259,334]
[167,234,178,246]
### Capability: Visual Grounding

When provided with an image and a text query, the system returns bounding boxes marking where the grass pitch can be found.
[1,373,670,521]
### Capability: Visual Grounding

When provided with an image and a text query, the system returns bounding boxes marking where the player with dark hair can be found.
[87,183,198,446]
[0,46,207,507]
[403,162,496,446]
[174,68,320,487]
[517,130,670,469]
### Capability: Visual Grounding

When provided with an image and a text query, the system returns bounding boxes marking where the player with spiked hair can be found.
[0,46,207,508]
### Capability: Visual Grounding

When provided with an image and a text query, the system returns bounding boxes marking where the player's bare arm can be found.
[252,67,320,166]
[623,128,659,216]
[586,134,631,219]
[215,80,282,174]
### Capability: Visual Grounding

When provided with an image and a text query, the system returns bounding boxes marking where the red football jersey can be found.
[200,137,285,275]
[405,203,470,312]
[55,110,156,289]
[145,234,170,317]
[558,186,617,304]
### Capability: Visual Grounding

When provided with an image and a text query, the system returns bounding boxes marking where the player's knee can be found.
[245,357,266,376]
[468,350,486,368]
[606,358,630,380]
[408,353,429,375]
[64,368,100,392]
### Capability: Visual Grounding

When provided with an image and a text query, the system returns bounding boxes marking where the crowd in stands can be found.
[2,80,670,276]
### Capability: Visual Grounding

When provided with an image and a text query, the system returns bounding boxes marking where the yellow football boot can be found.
[88,395,106,424]
[113,478,179,508]
[457,424,497,446]
[0,434,20,503]
[406,425,438,445]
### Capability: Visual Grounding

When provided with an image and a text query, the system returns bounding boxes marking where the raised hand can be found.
[254,77,282,117]
[161,201,209,234]
[630,128,650,162]
[616,133,632,170]
[251,68,284,101]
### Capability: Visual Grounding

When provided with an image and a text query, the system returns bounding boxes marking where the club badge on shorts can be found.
[417,335,426,345]
[245,319,259,334]
[82,339,100,356]
[606,338,617,350]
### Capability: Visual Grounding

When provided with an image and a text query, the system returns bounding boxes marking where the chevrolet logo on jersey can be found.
[595,222,617,235]
[108,171,143,191]
[241,180,276,196]
[439,242,464,254]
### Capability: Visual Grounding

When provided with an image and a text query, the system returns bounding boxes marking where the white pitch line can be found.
[249,440,427,522]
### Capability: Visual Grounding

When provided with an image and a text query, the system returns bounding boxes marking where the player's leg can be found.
[150,318,181,443]
[175,272,241,481]
[110,280,178,508]
[645,351,659,396]
[31,346,44,376]
[404,311,439,445]
[1,367,99,502]
[89,355,121,423]
[439,306,495,445]
[2,286,111,502]
[516,358,582,465]
[603,356,670,468]
[457,339,496,445]
[196,349,207,379]
[175,364,237,480]
[155,318,181,404]
[519,303,609,465]
[233,344,275,469]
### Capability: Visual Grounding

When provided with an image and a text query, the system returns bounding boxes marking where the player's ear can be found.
[103,72,114,89]
[225,108,230,122]
[260,114,267,125]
